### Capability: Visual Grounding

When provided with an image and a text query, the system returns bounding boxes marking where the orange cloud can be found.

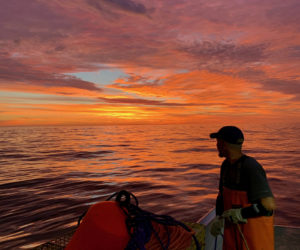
[0,0,299,126]
[109,70,297,115]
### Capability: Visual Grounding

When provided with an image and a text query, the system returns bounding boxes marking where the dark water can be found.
[0,124,299,249]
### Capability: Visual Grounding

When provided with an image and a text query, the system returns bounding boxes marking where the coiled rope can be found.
[107,190,201,250]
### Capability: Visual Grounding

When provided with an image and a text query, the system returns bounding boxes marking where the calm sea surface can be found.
[0,123,299,249]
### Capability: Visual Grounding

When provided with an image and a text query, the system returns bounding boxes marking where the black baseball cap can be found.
[210,126,244,145]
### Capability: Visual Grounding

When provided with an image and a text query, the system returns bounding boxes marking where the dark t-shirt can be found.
[216,155,273,215]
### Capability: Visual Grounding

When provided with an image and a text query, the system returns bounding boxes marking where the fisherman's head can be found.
[210,126,244,158]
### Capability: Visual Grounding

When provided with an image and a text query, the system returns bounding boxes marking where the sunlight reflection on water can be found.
[0,123,299,249]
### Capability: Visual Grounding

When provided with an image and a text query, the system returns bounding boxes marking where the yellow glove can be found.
[222,208,247,224]
[210,216,224,237]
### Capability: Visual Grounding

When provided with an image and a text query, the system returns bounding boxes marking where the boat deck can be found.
[274,225,300,250]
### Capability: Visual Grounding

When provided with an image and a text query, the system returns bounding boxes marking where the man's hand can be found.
[222,208,247,224]
[210,216,224,237]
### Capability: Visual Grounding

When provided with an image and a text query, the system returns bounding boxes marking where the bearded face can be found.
[217,138,228,158]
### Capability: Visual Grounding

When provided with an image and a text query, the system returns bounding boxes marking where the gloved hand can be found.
[222,208,247,224]
[210,216,224,237]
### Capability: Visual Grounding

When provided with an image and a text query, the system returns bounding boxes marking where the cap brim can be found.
[210,132,218,139]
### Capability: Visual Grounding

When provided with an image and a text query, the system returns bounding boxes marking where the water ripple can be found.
[0,124,299,249]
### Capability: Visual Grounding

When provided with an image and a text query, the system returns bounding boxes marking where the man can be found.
[210,126,275,250]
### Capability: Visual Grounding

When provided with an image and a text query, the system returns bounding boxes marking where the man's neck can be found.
[227,152,243,164]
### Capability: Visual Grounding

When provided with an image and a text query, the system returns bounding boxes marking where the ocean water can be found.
[0,123,299,249]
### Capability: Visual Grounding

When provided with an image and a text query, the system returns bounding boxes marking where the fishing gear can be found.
[107,190,201,250]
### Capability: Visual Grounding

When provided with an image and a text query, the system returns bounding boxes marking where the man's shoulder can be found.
[243,155,261,166]
[242,155,266,174]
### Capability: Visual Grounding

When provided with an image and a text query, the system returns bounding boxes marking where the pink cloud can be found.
[0,0,299,125]
[0,53,102,92]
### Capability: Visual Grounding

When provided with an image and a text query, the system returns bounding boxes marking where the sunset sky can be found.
[0,0,299,126]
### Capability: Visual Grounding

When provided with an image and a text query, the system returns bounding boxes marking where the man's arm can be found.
[261,196,276,211]
[245,157,275,215]
[240,196,275,219]
[216,193,224,216]
[222,196,275,223]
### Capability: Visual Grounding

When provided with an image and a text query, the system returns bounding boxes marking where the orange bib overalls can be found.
[222,187,274,250]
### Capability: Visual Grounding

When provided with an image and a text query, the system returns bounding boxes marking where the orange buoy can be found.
[66,201,130,250]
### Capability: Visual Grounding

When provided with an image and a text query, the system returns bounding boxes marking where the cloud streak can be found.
[178,41,267,68]
[0,53,102,93]
[0,0,299,125]
[87,0,149,15]
[98,96,197,106]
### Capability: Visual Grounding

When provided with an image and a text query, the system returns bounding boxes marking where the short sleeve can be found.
[243,157,273,202]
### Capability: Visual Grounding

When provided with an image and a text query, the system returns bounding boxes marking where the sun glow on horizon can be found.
[92,106,157,120]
